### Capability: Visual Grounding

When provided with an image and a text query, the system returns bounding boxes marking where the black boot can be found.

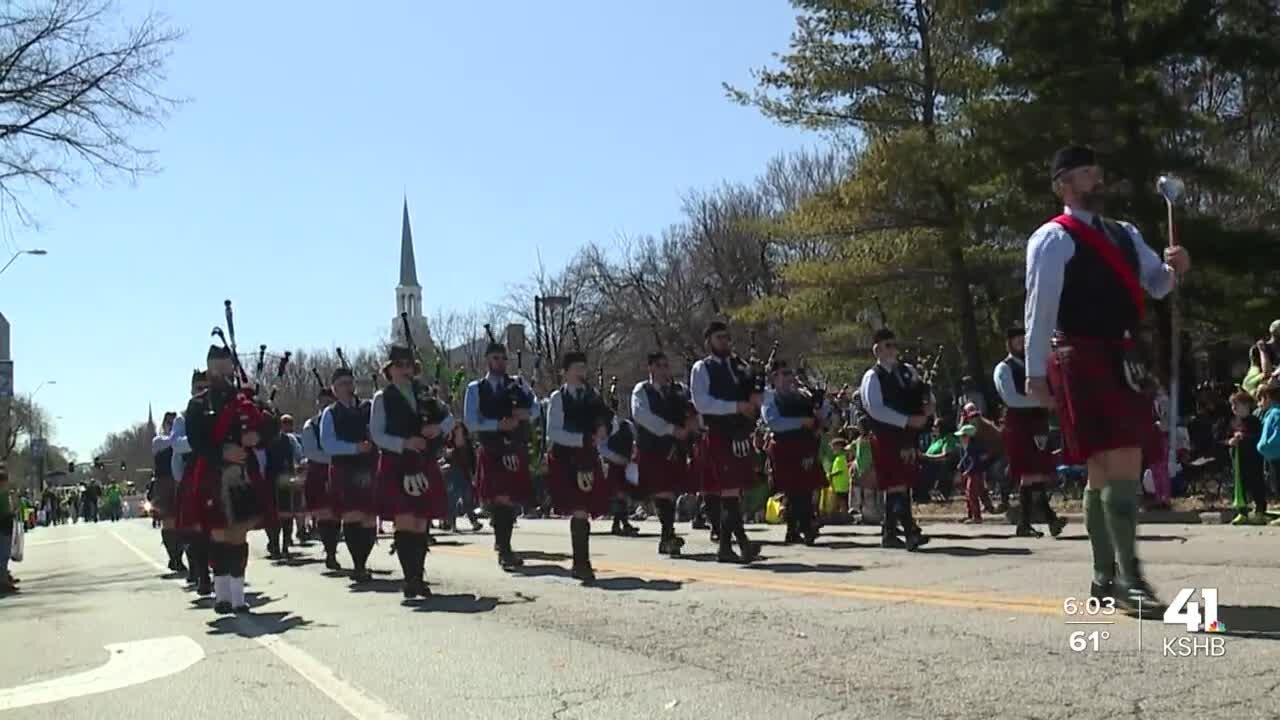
[897,493,928,551]
[655,497,682,556]
[496,506,522,569]
[1039,487,1068,537]
[184,532,200,584]
[320,520,341,570]
[345,524,370,582]
[726,496,759,562]
[797,494,818,546]
[717,497,742,562]
[783,493,800,544]
[1016,486,1043,538]
[191,535,213,595]
[570,517,596,584]
[704,495,721,543]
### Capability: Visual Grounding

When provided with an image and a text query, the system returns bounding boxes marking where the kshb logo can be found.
[1162,588,1225,632]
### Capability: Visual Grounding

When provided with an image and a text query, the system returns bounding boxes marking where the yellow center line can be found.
[432,544,1067,616]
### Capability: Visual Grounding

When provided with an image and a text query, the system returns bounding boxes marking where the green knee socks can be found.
[1101,478,1140,583]
[1084,488,1114,583]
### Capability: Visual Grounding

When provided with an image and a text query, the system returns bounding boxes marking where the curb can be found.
[911,510,1234,525]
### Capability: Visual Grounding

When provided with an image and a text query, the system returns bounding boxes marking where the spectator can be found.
[1256,383,1280,493]
[827,437,851,518]
[441,424,483,532]
[1262,321,1280,376]
[956,425,990,524]
[962,403,1004,512]
[1227,391,1268,526]
[955,377,988,426]
[922,417,960,500]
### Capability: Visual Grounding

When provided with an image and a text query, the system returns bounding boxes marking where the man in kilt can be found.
[994,327,1067,539]
[1024,144,1190,613]
[320,367,379,582]
[599,405,640,537]
[463,340,540,570]
[763,358,828,546]
[184,345,279,614]
[302,386,340,570]
[631,351,696,556]
[690,321,762,563]
[545,351,611,583]
[174,370,212,594]
[858,328,931,551]
[370,345,454,600]
[264,414,305,559]
[151,410,186,573]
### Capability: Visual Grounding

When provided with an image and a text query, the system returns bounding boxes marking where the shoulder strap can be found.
[1052,213,1145,320]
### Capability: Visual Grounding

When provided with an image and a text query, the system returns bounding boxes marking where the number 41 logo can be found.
[1162,588,1225,632]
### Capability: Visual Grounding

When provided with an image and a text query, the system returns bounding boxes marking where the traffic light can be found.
[93,456,103,470]
[119,460,127,472]
[68,461,75,473]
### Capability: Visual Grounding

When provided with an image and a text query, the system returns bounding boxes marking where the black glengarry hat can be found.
[872,328,896,345]
[1051,144,1096,180]
[485,341,507,356]
[704,320,728,339]
[330,367,354,383]
[562,351,588,369]
[1006,326,1026,340]
[207,344,232,361]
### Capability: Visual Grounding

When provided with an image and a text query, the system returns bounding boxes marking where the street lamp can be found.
[0,249,48,276]
[31,379,55,400]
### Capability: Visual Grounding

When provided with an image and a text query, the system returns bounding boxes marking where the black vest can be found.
[329,400,368,466]
[1058,219,1141,339]
[1002,355,1027,397]
[869,363,923,431]
[560,385,599,437]
[265,433,297,478]
[477,377,512,420]
[701,356,752,435]
[772,388,815,440]
[606,419,635,459]
[382,382,449,457]
[153,446,174,479]
[635,382,689,453]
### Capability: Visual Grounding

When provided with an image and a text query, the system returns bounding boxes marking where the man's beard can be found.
[1081,187,1106,213]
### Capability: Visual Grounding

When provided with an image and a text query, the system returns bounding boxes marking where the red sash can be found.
[1052,213,1145,320]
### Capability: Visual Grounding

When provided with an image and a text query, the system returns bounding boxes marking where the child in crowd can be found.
[955,425,989,524]
[1255,383,1280,528]
[1228,391,1267,525]
[827,437,851,518]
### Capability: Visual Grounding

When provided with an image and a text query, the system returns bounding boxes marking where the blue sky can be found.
[0,1,816,459]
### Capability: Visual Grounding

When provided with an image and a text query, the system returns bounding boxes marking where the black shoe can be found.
[324,555,342,571]
[881,535,906,549]
[196,578,213,596]
[214,601,234,615]
[739,541,761,563]
[351,568,372,583]
[621,522,640,537]
[233,604,250,614]
[692,516,708,530]
[717,548,743,563]
[571,563,596,584]
[1114,577,1163,617]
[658,537,671,555]
[498,551,521,571]
[1089,577,1115,602]
[783,532,800,545]
[1016,525,1044,539]
[668,536,684,557]
[904,531,929,552]
[1048,517,1068,538]
[403,579,420,599]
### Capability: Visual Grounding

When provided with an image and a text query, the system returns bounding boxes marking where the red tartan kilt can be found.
[474,445,532,505]
[377,451,446,519]
[635,447,688,496]
[1047,338,1150,463]
[176,465,203,531]
[700,429,756,494]
[329,460,378,516]
[868,427,919,492]
[605,461,640,499]
[304,462,331,509]
[546,447,611,516]
[192,458,274,530]
[1002,409,1055,480]
[768,433,826,494]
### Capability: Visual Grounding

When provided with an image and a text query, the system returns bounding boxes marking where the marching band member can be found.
[545,351,610,583]
[320,367,379,583]
[302,385,340,570]
[463,339,540,570]
[859,328,931,551]
[994,327,1067,538]
[151,411,185,573]
[632,351,695,556]
[264,414,305,559]
[599,404,639,537]
[763,358,827,546]
[185,344,278,614]
[371,344,454,600]
[1024,144,1189,612]
[690,321,762,563]
[173,370,211,594]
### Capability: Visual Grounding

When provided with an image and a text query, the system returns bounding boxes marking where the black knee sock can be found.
[344,523,365,569]
[359,526,377,568]
[393,531,415,581]
[881,493,900,537]
[704,495,721,534]
[1018,486,1035,527]
[497,505,514,553]
[209,541,230,577]
[266,525,281,551]
[318,520,338,556]
[720,496,749,551]
[160,529,175,563]
[233,544,248,578]
[795,493,814,538]
[654,497,675,538]
[570,517,590,565]
[280,517,292,549]
[785,492,801,537]
[189,534,210,582]
[1037,486,1058,521]
[898,494,919,535]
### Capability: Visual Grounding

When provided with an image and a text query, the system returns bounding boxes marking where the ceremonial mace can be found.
[1157,174,1186,478]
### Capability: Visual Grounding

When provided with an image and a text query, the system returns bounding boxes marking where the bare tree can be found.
[2,395,48,460]
[0,0,182,219]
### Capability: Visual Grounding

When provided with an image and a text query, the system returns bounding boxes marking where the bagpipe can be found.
[483,322,534,447]
[401,312,451,457]
[209,301,271,518]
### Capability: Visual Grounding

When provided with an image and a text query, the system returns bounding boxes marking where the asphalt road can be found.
[2,516,1278,720]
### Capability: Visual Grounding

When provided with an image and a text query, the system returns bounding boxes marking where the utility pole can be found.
[0,311,11,464]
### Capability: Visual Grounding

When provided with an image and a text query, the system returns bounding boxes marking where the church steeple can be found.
[146,403,155,435]
[399,196,419,288]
